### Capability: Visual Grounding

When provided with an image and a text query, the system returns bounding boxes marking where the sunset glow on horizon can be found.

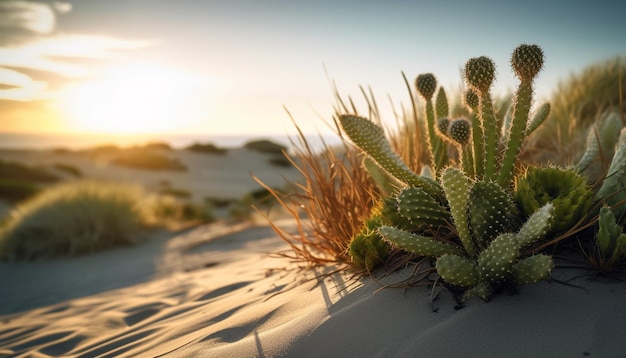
[1,1,626,140]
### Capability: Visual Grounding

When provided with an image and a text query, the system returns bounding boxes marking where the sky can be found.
[0,0,625,140]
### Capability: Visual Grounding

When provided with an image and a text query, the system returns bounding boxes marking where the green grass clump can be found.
[0,160,59,183]
[0,181,154,260]
[531,56,626,164]
[112,150,187,171]
[244,139,287,154]
[54,163,82,177]
[0,179,41,203]
[185,142,228,155]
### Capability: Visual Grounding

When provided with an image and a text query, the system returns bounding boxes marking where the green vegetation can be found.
[111,150,187,171]
[0,179,41,203]
[0,180,214,260]
[0,181,151,260]
[159,187,192,199]
[264,44,626,304]
[0,160,59,183]
[54,163,82,177]
[244,139,287,154]
[268,155,292,168]
[185,142,228,155]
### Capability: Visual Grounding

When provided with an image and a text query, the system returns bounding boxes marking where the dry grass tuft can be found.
[255,114,378,267]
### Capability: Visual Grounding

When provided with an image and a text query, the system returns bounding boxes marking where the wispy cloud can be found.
[0,1,156,101]
[0,0,68,34]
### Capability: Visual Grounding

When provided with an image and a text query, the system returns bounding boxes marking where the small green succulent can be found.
[515,166,593,235]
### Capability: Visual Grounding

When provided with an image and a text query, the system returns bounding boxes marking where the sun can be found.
[57,64,213,135]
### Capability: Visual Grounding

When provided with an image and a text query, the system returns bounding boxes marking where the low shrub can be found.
[0,160,59,183]
[244,139,287,154]
[112,150,187,171]
[54,163,82,177]
[0,181,153,260]
[0,179,41,203]
[185,142,228,155]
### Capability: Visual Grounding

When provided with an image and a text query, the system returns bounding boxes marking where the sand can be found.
[2,147,626,357]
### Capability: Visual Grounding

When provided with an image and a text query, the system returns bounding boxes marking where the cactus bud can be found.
[415,73,437,99]
[464,89,479,111]
[511,44,544,81]
[449,118,471,146]
[464,56,496,93]
[437,117,450,137]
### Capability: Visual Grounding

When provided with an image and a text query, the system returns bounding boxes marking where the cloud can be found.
[0,1,60,34]
[0,1,157,101]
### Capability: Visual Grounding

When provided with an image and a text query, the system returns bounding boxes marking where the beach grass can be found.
[0,180,210,260]
[529,56,626,165]
[0,159,60,183]
[111,149,187,171]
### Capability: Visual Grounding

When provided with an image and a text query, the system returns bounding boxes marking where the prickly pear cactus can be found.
[433,203,555,301]
[468,181,518,249]
[339,114,445,201]
[339,44,563,302]
[515,166,593,235]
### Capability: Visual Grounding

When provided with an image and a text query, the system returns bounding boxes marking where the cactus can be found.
[465,56,498,181]
[382,165,555,301]
[416,73,448,172]
[575,110,623,177]
[595,129,626,219]
[395,186,451,233]
[338,44,565,301]
[526,102,551,136]
[339,114,444,201]
[497,44,545,188]
[435,87,449,119]
[468,181,518,249]
[464,89,485,178]
[588,206,626,272]
[515,166,593,235]
[449,118,475,177]
[431,203,555,301]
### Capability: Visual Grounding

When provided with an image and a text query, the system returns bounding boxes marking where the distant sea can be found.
[0,132,343,152]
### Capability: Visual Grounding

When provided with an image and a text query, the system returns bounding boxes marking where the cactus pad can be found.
[435,87,449,118]
[469,181,518,248]
[477,233,518,284]
[396,187,450,232]
[511,254,553,284]
[379,226,464,257]
[436,254,479,287]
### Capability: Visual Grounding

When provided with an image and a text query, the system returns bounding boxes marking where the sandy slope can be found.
[2,217,626,357]
[2,147,626,357]
[0,147,301,202]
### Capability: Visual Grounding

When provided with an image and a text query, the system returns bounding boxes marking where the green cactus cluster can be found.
[514,166,593,235]
[337,43,626,303]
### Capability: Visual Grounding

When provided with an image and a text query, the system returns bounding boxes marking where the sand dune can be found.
[2,217,626,357]
[0,146,301,202]
[2,146,626,357]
